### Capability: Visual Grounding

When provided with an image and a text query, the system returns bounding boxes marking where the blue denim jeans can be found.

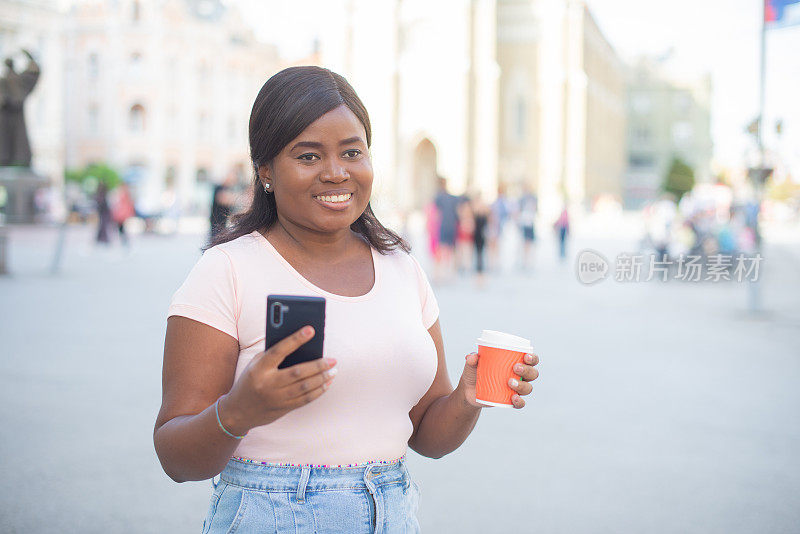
[202,456,421,533]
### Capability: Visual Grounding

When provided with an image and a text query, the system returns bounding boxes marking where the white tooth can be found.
[316,194,351,203]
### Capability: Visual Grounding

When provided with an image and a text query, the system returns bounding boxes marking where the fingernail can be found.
[325,358,337,367]
[514,364,524,374]
[325,367,338,379]
[509,378,519,388]
[303,326,314,337]
[525,354,533,363]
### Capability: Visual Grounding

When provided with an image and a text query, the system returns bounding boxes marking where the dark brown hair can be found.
[203,66,409,254]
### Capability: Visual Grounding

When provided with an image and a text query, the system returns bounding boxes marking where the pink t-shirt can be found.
[167,230,439,466]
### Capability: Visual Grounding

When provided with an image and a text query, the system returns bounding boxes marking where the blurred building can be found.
[317,0,499,214]
[624,57,713,209]
[64,0,279,214]
[497,0,627,218]
[316,0,627,221]
[0,0,67,185]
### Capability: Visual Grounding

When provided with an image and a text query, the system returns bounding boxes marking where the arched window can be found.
[88,53,99,79]
[514,96,526,141]
[198,112,209,140]
[88,103,99,134]
[412,137,439,209]
[164,166,177,188]
[129,52,143,79]
[129,104,146,132]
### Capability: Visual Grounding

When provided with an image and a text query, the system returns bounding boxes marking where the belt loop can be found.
[296,466,311,504]
[363,464,377,494]
[211,474,220,490]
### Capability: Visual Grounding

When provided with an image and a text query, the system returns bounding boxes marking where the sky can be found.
[585,0,800,175]
[237,0,800,176]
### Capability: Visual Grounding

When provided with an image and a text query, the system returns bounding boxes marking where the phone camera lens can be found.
[271,303,282,327]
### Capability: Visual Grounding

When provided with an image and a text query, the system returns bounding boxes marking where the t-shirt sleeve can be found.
[408,253,440,329]
[167,247,239,340]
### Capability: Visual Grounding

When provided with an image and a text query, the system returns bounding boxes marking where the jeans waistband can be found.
[219,456,409,496]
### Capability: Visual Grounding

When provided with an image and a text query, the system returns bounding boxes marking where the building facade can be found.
[624,57,713,209]
[316,0,499,215]
[64,0,279,214]
[496,0,627,219]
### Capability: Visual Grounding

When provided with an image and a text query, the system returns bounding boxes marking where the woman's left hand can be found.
[458,351,540,409]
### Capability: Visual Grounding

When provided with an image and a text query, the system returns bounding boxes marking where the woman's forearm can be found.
[409,383,482,459]
[154,394,246,482]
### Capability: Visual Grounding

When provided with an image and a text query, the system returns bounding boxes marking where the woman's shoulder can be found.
[207,231,261,258]
[377,246,428,278]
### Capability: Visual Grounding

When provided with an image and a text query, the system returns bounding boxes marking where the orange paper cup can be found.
[475,330,533,407]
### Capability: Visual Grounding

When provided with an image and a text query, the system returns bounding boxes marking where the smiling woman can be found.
[154,66,540,534]
[205,66,408,255]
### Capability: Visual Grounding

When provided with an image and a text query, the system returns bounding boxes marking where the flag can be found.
[765,0,800,27]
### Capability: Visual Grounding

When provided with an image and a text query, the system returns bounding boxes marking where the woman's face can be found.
[261,104,373,235]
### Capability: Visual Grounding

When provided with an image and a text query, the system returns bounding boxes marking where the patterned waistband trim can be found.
[230,453,406,469]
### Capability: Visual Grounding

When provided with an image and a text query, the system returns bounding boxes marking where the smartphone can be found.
[266,295,326,369]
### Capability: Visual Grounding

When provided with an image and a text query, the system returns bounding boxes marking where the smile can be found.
[313,192,353,210]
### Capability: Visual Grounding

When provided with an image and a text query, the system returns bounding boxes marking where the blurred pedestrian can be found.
[488,184,513,271]
[647,194,677,260]
[210,170,238,239]
[95,181,111,244]
[553,205,570,261]
[471,194,490,287]
[455,193,474,275]
[424,199,440,260]
[111,182,136,247]
[518,187,538,272]
[161,175,182,235]
[433,176,460,282]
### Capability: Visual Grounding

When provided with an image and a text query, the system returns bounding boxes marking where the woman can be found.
[554,205,570,261]
[455,194,474,275]
[94,180,111,244]
[424,199,440,261]
[154,66,540,533]
[111,182,135,247]
[517,188,537,272]
[471,194,490,286]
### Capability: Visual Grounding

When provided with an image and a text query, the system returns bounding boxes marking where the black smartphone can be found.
[266,295,326,369]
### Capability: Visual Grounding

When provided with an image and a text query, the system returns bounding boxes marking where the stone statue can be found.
[0,49,40,167]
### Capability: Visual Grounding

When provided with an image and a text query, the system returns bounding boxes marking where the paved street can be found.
[1,218,799,533]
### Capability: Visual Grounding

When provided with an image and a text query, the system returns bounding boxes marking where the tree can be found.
[662,157,695,201]
[64,162,122,193]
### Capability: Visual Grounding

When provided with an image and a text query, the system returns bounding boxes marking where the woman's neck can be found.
[264,217,363,261]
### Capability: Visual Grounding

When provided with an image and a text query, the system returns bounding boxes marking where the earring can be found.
[263,183,270,192]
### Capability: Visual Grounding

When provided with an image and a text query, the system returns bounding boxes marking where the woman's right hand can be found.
[216,326,337,436]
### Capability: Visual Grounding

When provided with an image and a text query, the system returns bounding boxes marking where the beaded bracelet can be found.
[214,398,247,440]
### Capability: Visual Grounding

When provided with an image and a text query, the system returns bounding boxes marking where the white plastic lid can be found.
[476,329,533,353]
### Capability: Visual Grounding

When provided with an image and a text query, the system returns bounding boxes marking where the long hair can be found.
[203,66,409,254]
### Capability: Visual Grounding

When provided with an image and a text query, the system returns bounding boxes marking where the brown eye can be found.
[343,149,361,158]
